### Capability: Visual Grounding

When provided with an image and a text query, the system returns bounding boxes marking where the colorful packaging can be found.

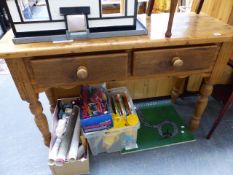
[80,86,113,133]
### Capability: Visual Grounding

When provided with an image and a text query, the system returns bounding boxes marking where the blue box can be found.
[80,113,113,133]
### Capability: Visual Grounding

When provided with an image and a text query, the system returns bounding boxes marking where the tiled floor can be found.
[0,74,233,175]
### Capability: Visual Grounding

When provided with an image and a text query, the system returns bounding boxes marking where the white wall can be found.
[48,0,100,20]
[88,18,134,28]
[15,22,66,32]
[6,0,21,22]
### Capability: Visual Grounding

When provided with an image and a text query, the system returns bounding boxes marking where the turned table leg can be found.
[45,89,56,113]
[27,95,51,146]
[6,59,51,146]
[189,81,213,130]
[171,77,186,103]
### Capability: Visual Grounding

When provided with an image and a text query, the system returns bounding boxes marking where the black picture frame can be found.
[0,1,10,37]
[3,0,138,38]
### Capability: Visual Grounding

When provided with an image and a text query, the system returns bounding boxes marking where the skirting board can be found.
[13,19,147,44]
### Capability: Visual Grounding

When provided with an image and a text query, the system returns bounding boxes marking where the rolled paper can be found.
[67,107,81,162]
[48,138,61,165]
[67,15,87,32]
[55,118,67,138]
[55,106,79,166]
[76,145,85,160]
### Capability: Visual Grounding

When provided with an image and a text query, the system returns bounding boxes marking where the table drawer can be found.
[133,46,219,76]
[30,53,128,86]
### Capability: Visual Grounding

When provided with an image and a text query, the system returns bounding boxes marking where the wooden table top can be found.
[0,13,233,59]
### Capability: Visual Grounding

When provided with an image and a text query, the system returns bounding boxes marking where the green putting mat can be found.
[122,100,195,154]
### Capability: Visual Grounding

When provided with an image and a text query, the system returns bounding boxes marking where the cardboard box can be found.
[49,98,90,175]
[49,149,89,175]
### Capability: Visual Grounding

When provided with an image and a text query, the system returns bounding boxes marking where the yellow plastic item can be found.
[126,114,139,126]
[103,135,119,150]
[112,114,126,128]
[112,113,120,119]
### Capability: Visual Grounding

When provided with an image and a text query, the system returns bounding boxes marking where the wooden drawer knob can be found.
[77,66,88,80]
[172,57,184,67]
